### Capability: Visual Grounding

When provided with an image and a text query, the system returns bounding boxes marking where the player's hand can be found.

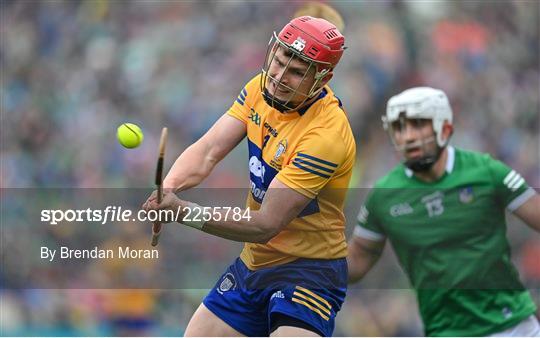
[142,190,189,224]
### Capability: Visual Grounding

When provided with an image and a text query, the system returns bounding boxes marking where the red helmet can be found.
[260,16,346,112]
[277,16,345,70]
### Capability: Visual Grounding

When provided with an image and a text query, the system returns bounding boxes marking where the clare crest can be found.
[218,273,236,294]
[274,139,287,160]
[270,139,287,170]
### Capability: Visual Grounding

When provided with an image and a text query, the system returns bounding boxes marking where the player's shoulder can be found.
[453,147,501,175]
[454,147,493,164]
[301,87,352,132]
[240,73,263,98]
[371,164,408,191]
[317,86,348,121]
[307,87,354,140]
[361,168,405,210]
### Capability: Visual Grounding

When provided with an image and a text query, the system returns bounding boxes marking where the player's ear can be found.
[441,121,453,142]
[319,71,334,87]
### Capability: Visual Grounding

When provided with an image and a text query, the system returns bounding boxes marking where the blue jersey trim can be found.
[237,88,247,105]
[293,162,331,179]
[298,198,320,217]
[293,158,335,174]
[334,94,343,108]
[296,153,338,168]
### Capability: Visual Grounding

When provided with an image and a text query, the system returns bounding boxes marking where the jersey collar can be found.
[405,146,455,178]
[297,88,328,116]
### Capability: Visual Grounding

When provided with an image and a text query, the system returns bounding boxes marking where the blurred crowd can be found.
[1,0,538,336]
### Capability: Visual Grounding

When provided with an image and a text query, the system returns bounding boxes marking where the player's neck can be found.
[413,148,448,183]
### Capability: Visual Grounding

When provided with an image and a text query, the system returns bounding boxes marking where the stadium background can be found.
[1,0,538,336]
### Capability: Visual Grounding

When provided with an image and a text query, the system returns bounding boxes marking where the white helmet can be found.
[383,87,453,147]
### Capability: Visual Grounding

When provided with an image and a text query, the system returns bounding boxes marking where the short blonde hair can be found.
[293,2,345,32]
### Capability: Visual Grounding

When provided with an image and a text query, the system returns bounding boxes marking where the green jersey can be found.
[354,147,537,336]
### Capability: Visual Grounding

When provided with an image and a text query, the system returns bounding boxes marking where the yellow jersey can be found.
[227,74,356,270]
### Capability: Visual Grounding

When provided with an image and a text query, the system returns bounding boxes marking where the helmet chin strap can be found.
[262,87,320,113]
[262,88,295,112]
[401,136,445,173]
[404,149,442,172]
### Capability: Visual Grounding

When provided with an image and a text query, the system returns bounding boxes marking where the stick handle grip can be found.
[151,189,163,247]
[150,127,167,247]
[151,228,161,247]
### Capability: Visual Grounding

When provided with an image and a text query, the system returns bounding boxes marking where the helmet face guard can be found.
[382,87,453,172]
[383,115,441,172]
[260,33,331,112]
[260,16,345,112]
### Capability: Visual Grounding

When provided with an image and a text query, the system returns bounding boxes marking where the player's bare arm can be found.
[202,179,311,243]
[163,115,246,192]
[143,178,311,243]
[513,193,540,232]
[347,236,385,283]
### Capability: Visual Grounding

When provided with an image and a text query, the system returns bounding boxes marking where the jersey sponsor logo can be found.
[249,156,266,183]
[291,37,306,52]
[459,187,474,204]
[503,170,525,192]
[390,203,413,217]
[249,108,261,126]
[421,191,444,217]
[217,273,236,294]
[250,180,266,201]
[247,140,278,202]
[357,205,369,223]
[264,122,278,137]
